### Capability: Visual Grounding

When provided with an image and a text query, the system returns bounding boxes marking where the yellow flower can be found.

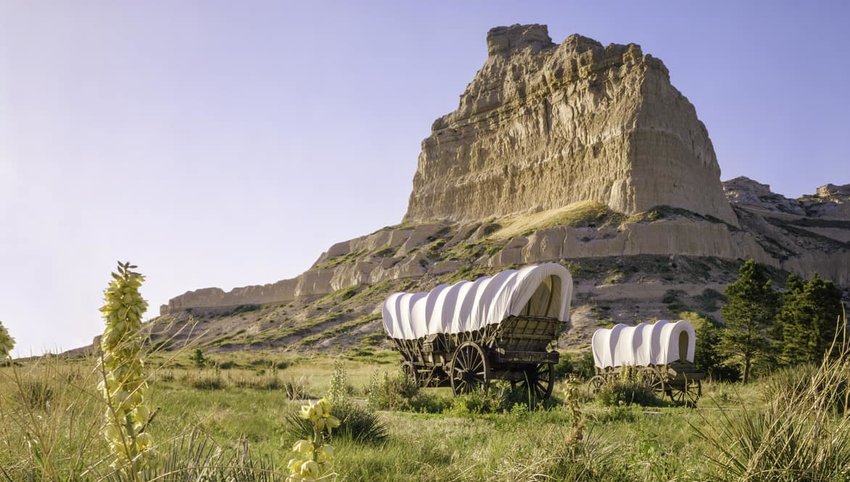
[292,439,314,455]
[300,460,320,478]
[287,457,303,474]
[318,444,334,462]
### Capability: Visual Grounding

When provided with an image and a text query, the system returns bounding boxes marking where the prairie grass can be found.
[5,324,850,481]
[696,314,850,481]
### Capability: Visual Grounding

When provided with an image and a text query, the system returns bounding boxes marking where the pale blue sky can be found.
[1,1,848,356]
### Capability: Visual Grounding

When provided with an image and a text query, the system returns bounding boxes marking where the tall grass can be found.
[696,313,850,481]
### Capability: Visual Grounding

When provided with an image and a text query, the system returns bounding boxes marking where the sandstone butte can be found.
[142,25,848,352]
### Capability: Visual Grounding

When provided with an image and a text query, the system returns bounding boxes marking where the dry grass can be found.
[491,200,623,239]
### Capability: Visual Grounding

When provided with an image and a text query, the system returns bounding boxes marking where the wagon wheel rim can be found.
[450,342,490,395]
[642,367,666,394]
[670,378,700,406]
[516,363,555,403]
[588,375,606,394]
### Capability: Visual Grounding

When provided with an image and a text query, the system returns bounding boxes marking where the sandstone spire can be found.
[404,24,738,226]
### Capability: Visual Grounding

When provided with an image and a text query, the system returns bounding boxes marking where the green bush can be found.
[366,371,418,411]
[365,370,448,413]
[184,373,226,390]
[553,353,574,379]
[333,401,387,444]
[449,389,506,415]
[596,380,662,407]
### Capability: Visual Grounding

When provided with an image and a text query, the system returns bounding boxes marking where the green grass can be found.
[2,342,848,481]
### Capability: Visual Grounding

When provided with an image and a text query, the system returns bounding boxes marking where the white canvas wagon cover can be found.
[591,320,696,368]
[381,263,573,341]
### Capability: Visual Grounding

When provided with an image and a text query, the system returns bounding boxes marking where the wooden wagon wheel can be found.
[515,363,556,403]
[669,377,701,406]
[401,361,419,387]
[640,367,666,394]
[450,341,490,395]
[587,375,606,394]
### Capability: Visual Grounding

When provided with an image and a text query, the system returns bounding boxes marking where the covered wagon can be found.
[381,263,573,400]
[589,320,704,404]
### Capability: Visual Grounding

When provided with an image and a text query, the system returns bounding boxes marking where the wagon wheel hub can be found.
[450,342,490,395]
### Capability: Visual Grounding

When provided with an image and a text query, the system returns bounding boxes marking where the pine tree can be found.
[720,259,780,383]
[778,274,809,366]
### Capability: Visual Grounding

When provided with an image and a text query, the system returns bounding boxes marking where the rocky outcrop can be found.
[404,24,737,226]
[159,25,848,327]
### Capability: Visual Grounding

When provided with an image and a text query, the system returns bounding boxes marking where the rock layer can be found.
[404,24,737,226]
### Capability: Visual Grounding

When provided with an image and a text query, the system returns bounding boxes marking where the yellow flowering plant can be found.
[97,262,155,479]
[286,398,340,481]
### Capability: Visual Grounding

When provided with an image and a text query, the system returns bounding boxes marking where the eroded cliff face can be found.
[404,24,737,226]
[146,25,848,354]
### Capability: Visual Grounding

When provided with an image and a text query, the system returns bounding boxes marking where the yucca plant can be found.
[696,311,850,481]
[98,261,155,480]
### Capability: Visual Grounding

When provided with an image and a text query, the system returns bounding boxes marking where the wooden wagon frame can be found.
[588,360,704,405]
[391,315,562,402]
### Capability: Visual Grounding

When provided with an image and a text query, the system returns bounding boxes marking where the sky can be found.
[1,1,848,356]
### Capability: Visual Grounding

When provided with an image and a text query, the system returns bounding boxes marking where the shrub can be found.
[0,320,14,359]
[596,380,662,407]
[366,370,418,411]
[185,373,226,390]
[283,376,312,400]
[574,351,596,380]
[553,353,574,379]
[189,348,206,368]
[19,380,54,410]
[332,401,387,444]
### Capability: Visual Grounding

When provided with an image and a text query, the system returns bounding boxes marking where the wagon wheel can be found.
[669,378,701,406]
[587,375,606,395]
[450,342,490,396]
[515,363,556,404]
[641,367,666,394]
[401,361,419,387]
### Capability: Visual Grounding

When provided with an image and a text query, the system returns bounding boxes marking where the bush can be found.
[366,371,418,411]
[184,373,226,390]
[282,376,312,400]
[553,353,574,379]
[19,380,54,410]
[365,370,448,413]
[574,351,596,380]
[333,401,387,444]
[596,380,662,407]
[449,388,506,415]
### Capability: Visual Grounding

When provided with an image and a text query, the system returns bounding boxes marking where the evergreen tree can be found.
[0,320,14,359]
[779,273,843,364]
[778,274,808,366]
[720,259,780,383]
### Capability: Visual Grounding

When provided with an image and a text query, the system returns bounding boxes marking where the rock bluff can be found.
[404,24,737,226]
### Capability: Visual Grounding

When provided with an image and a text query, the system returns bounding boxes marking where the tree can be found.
[0,320,14,359]
[190,348,207,368]
[778,273,844,365]
[777,274,808,366]
[720,260,780,383]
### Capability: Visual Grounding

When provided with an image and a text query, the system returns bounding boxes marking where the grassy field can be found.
[1,346,805,482]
